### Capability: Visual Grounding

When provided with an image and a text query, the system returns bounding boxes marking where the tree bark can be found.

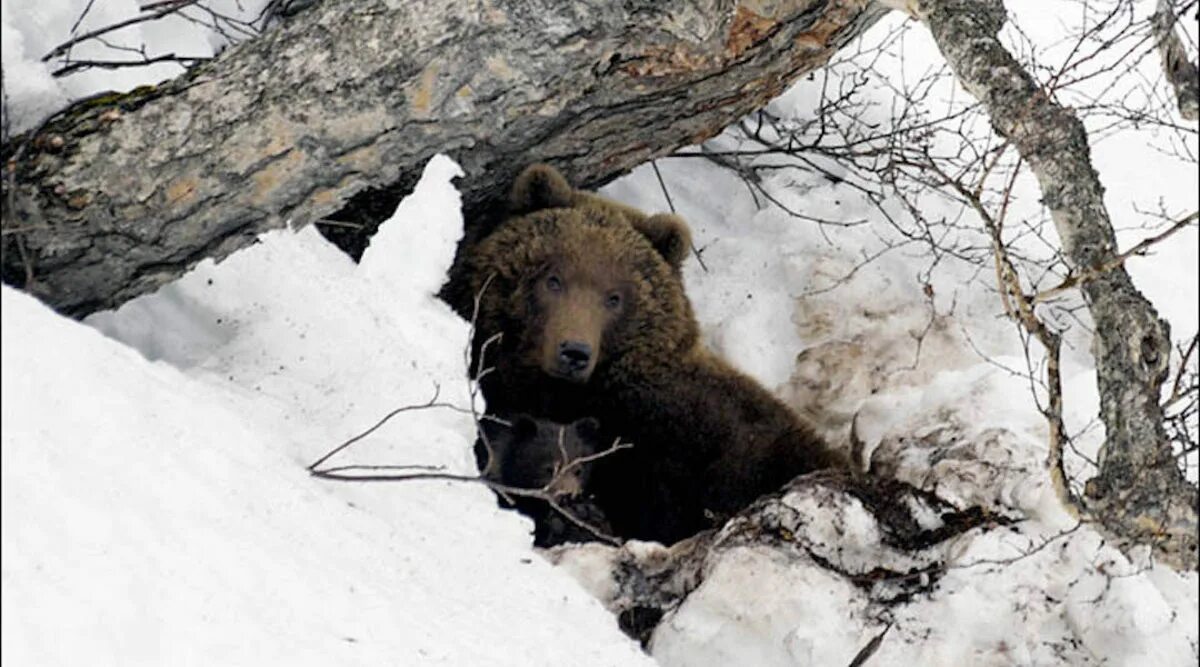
[1153,0,1199,122]
[915,0,1198,570]
[1,0,884,317]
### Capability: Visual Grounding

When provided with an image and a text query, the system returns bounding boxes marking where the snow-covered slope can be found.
[2,157,651,666]
[596,154,1199,667]
[3,2,1197,665]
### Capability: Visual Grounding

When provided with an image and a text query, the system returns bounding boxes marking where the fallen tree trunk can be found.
[1,0,884,317]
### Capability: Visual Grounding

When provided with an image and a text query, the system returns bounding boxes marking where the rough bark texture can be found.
[1,0,884,317]
[917,0,1198,570]
[1154,0,1199,121]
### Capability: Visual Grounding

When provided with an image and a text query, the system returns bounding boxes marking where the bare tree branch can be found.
[1032,211,1199,304]
[3,0,887,317]
[916,0,1198,571]
[917,149,1081,519]
[1153,0,1200,120]
[310,437,632,546]
[304,384,455,472]
[41,1,202,63]
[50,54,211,79]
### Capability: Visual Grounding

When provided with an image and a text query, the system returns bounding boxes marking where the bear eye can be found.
[605,292,622,310]
[546,275,563,292]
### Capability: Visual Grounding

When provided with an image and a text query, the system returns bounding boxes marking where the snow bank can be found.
[2,157,650,666]
[591,9,1197,663]
[3,2,1196,665]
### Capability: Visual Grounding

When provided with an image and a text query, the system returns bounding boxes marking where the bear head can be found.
[467,164,698,386]
[479,415,603,497]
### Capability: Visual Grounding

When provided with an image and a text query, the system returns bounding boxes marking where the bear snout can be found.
[556,340,593,379]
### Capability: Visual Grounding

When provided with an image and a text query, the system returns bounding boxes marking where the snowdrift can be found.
[1,157,651,666]
[3,3,1197,665]
[5,151,1195,666]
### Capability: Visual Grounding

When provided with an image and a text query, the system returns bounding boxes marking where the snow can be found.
[592,7,1198,664]
[652,546,873,667]
[2,157,651,666]
[3,2,1198,666]
[1,0,271,134]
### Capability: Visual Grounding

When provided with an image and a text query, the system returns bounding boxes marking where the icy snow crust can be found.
[2,1,1197,665]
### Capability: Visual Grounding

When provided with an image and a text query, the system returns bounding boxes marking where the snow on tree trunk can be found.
[914,0,1198,571]
[0,0,884,318]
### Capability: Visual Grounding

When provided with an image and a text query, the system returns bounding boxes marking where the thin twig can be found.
[468,274,499,476]
[650,160,676,214]
[1032,212,1198,304]
[651,159,709,273]
[52,54,210,78]
[311,437,633,546]
[1166,333,1199,409]
[847,624,891,667]
[305,384,450,471]
[42,1,201,62]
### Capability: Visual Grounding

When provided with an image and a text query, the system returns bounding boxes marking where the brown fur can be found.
[459,164,843,544]
[513,164,693,271]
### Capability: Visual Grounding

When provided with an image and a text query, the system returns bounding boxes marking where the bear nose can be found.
[557,341,592,374]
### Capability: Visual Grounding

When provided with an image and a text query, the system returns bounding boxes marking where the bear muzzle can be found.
[554,340,594,381]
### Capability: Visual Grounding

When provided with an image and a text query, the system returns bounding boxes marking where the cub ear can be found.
[572,417,601,443]
[477,416,512,476]
[633,213,692,270]
[510,414,540,441]
[510,164,576,213]
[479,416,510,449]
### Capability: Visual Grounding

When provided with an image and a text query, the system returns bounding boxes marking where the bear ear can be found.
[633,213,692,270]
[572,417,601,444]
[510,164,576,214]
[510,414,540,441]
[477,416,512,476]
[479,417,510,448]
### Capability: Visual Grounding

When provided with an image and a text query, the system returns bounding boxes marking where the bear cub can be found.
[476,415,612,547]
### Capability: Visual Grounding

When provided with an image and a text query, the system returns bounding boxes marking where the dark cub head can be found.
[479,415,603,497]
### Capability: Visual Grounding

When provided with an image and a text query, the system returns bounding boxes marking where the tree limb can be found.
[1,0,884,317]
[1031,211,1198,305]
[916,0,1198,570]
[1153,0,1200,121]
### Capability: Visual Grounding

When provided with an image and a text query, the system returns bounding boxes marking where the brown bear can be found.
[451,164,845,545]
[476,415,613,547]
